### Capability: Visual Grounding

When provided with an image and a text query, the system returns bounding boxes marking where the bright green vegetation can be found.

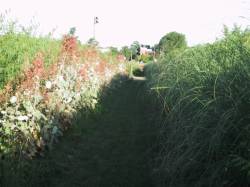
[0,33,60,88]
[2,13,250,186]
[155,31,187,55]
[0,15,61,89]
[120,41,140,61]
[125,60,141,77]
[145,27,250,186]
[1,76,157,187]
[120,41,154,63]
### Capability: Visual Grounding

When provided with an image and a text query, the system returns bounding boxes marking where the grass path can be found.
[5,76,157,187]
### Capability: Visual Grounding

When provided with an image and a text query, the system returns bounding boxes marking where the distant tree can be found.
[109,47,119,56]
[120,46,131,60]
[158,32,187,55]
[153,43,160,53]
[87,37,99,46]
[130,41,140,59]
[69,27,76,36]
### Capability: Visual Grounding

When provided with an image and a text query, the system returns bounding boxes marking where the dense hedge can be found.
[0,33,60,88]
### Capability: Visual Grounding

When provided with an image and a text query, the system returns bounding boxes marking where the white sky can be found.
[0,0,249,48]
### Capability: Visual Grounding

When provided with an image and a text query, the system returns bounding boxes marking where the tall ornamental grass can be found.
[145,28,250,186]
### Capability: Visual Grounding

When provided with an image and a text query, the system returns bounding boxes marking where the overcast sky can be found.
[0,0,249,48]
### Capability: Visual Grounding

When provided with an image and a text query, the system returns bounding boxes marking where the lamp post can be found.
[93,16,99,39]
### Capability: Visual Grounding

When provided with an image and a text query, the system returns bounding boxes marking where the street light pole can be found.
[93,17,98,39]
[93,17,95,39]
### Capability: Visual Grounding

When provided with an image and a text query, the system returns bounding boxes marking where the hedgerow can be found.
[0,14,61,89]
[0,33,126,159]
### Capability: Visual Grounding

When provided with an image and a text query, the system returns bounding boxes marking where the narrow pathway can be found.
[9,76,156,187]
[131,76,147,81]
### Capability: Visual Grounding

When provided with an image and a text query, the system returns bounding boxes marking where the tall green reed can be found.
[145,28,250,186]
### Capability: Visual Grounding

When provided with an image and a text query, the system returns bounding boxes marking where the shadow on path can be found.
[4,75,157,187]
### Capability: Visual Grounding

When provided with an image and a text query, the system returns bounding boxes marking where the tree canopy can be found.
[157,32,187,55]
[120,46,131,60]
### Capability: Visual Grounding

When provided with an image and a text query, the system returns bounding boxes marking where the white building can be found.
[140,44,153,55]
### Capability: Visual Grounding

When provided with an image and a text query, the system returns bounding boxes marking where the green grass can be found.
[145,28,250,186]
[0,15,61,89]
[1,75,157,187]
[2,13,250,187]
[0,33,60,88]
[126,61,142,77]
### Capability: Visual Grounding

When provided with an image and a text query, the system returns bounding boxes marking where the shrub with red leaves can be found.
[21,53,45,89]
[26,53,45,79]
[78,64,88,80]
[95,60,108,76]
[82,48,99,62]
[0,32,128,159]
[62,35,78,57]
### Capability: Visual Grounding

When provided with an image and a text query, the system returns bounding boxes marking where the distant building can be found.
[140,44,153,55]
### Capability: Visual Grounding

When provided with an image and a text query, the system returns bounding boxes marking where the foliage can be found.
[0,34,127,159]
[87,37,99,47]
[130,41,140,60]
[126,61,141,78]
[68,27,76,36]
[0,15,60,89]
[1,74,155,187]
[120,46,131,60]
[145,28,250,186]
[138,54,153,63]
[156,31,187,56]
[120,41,150,61]
[109,47,119,56]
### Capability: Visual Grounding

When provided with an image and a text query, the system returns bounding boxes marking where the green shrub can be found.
[108,47,119,57]
[156,31,187,56]
[126,61,141,78]
[145,28,250,186]
[0,15,60,89]
[138,54,153,63]
[120,46,131,60]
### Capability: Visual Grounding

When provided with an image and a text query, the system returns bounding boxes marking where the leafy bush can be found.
[87,37,99,47]
[108,47,119,57]
[126,61,141,78]
[145,28,250,186]
[138,54,153,63]
[0,15,60,89]
[156,31,187,56]
[0,35,127,159]
[130,41,140,60]
[120,46,131,60]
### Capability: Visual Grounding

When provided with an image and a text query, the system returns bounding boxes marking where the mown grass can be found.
[145,27,250,186]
